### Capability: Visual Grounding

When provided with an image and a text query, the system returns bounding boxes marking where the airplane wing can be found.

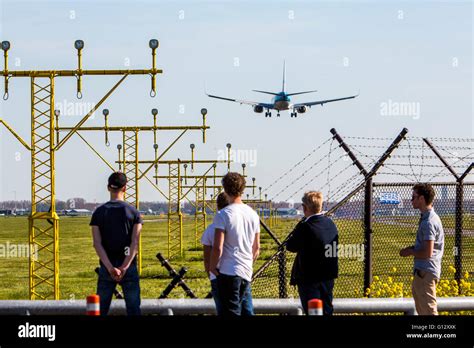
[206,93,273,109]
[293,93,359,108]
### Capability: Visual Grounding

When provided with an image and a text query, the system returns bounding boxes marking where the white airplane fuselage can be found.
[272,93,292,111]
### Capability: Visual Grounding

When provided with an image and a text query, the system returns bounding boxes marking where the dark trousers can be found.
[297,279,335,315]
[216,273,252,316]
[211,278,254,316]
[97,263,141,316]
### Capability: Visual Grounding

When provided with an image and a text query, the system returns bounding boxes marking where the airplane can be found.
[206,61,358,118]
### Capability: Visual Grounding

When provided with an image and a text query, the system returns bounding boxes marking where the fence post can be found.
[278,249,288,298]
[454,182,463,285]
[364,178,374,294]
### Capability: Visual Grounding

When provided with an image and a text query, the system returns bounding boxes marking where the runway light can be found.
[117,144,122,150]
[1,41,10,51]
[102,109,109,116]
[153,143,158,150]
[74,40,84,50]
[149,39,159,49]
[190,144,195,149]
[226,143,231,149]
[200,108,207,115]
[54,110,60,117]
[242,163,246,168]
[151,108,158,116]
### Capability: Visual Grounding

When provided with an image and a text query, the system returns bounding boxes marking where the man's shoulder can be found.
[92,202,107,214]
[204,222,215,233]
[422,210,442,226]
[242,203,259,216]
[307,215,338,230]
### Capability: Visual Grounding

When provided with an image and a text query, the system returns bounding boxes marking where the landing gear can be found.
[291,112,297,118]
[265,111,272,117]
[277,112,280,117]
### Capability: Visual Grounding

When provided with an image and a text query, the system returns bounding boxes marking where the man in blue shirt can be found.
[90,172,143,315]
[400,183,444,315]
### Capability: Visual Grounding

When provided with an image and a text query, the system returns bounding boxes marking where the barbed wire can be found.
[351,144,473,151]
[268,148,344,201]
[437,147,474,166]
[284,161,354,202]
[424,151,474,182]
[326,172,365,204]
[345,136,394,141]
[254,137,332,199]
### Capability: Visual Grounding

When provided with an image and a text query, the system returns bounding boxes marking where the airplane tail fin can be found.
[282,60,286,93]
[252,89,279,96]
[286,90,318,96]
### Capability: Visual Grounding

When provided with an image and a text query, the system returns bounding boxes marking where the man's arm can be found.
[119,223,142,275]
[400,240,434,259]
[252,233,260,261]
[286,221,305,252]
[209,228,225,276]
[91,226,121,280]
[203,245,212,276]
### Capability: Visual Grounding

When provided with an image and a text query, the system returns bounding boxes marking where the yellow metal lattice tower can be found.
[121,130,142,271]
[193,180,207,249]
[1,39,162,299]
[167,162,183,259]
[29,75,59,300]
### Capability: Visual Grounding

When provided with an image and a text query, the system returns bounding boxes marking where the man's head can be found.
[216,192,230,211]
[221,172,246,198]
[301,191,323,217]
[412,183,435,210]
[108,172,127,194]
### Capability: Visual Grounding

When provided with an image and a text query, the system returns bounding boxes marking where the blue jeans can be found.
[297,279,334,315]
[97,263,141,316]
[216,274,253,316]
[211,278,254,316]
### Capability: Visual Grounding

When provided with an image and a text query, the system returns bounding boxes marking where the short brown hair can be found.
[302,191,323,214]
[216,192,230,210]
[222,172,246,197]
[413,183,435,205]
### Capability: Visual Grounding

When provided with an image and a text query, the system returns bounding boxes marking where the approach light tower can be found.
[0,39,162,300]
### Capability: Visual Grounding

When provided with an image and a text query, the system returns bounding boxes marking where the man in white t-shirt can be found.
[201,192,254,315]
[209,172,260,316]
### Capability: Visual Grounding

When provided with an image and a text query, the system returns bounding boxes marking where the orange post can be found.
[308,299,323,315]
[86,294,100,316]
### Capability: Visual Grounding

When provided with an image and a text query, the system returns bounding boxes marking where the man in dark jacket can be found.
[286,191,338,315]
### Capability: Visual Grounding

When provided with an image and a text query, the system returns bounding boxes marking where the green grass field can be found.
[0,214,472,301]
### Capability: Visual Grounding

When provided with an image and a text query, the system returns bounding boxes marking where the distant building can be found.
[64,209,91,216]
[276,208,300,218]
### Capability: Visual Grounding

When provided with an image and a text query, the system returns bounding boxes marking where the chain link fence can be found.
[251,129,473,299]
[252,182,473,298]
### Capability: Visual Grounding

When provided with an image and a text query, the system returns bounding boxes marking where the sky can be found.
[0,0,472,203]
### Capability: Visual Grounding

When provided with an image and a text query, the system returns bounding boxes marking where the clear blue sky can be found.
[0,0,472,203]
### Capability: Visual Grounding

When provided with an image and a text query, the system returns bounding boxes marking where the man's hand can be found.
[210,267,219,277]
[399,247,414,257]
[117,265,129,281]
[108,267,122,281]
